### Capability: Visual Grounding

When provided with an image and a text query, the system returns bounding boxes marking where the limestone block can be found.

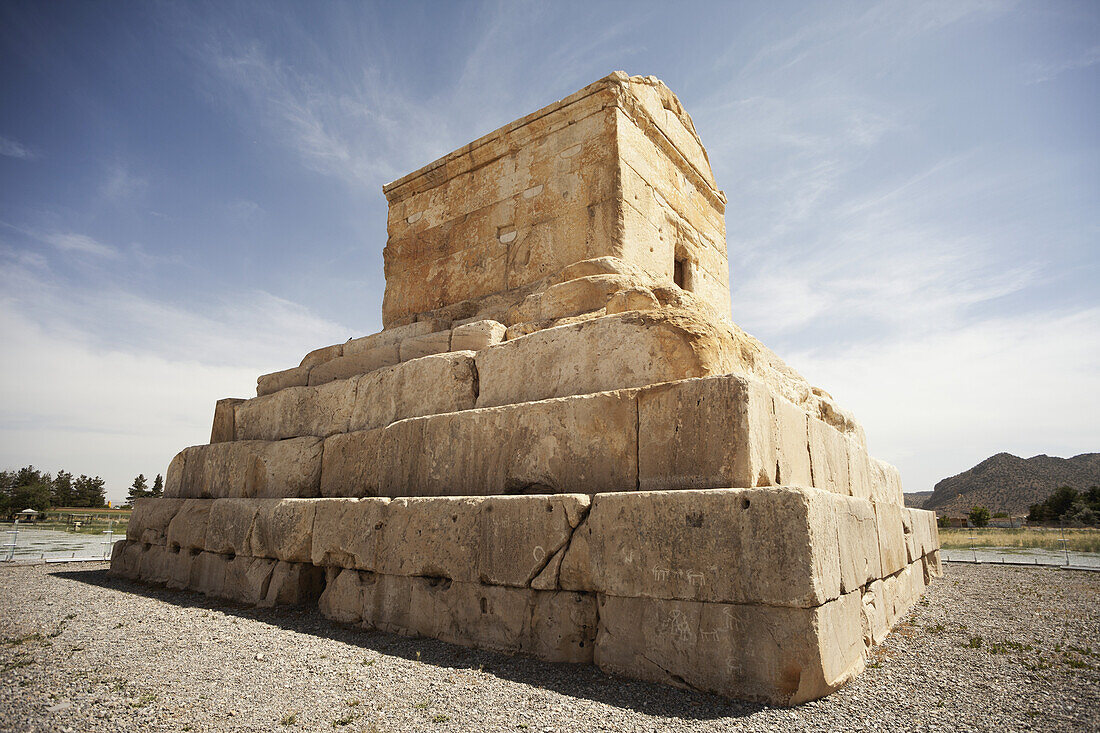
[166,499,212,551]
[559,488,840,607]
[450,320,505,351]
[220,554,276,605]
[900,510,919,564]
[860,578,888,646]
[300,343,343,369]
[376,496,481,580]
[235,378,357,441]
[205,499,260,556]
[356,574,597,663]
[910,509,937,557]
[638,375,812,491]
[248,499,316,564]
[835,496,882,592]
[137,543,171,585]
[210,398,245,443]
[847,437,874,501]
[311,498,390,569]
[257,366,310,397]
[870,458,904,505]
[322,391,637,498]
[398,330,452,361]
[261,561,325,607]
[126,498,184,545]
[343,320,450,359]
[808,417,850,497]
[319,420,422,498]
[177,438,322,499]
[594,591,865,706]
[874,502,908,576]
[308,347,399,386]
[191,551,228,596]
[605,286,660,314]
[922,550,943,583]
[164,451,187,499]
[108,540,142,579]
[319,567,365,624]
[537,274,637,320]
[477,311,737,408]
[348,351,477,433]
[478,494,590,588]
[164,547,196,590]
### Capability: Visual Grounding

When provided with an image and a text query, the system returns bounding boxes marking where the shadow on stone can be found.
[51,568,767,721]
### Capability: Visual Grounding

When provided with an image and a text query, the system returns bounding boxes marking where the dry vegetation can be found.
[939,527,1100,553]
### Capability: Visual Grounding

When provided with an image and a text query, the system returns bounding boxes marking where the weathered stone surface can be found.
[398,331,451,362]
[450,319,506,351]
[808,417,850,497]
[300,343,344,369]
[637,376,775,491]
[348,351,477,433]
[559,488,841,607]
[210,398,244,443]
[343,320,449,359]
[836,496,882,593]
[476,311,737,408]
[235,378,357,441]
[257,366,310,397]
[321,391,637,497]
[126,498,184,545]
[204,499,259,556]
[594,590,864,705]
[165,499,212,550]
[164,451,187,498]
[107,539,141,579]
[605,286,660,314]
[874,502,908,577]
[176,438,322,499]
[249,499,316,563]
[311,498,389,569]
[327,572,597,663]
[870,458,904,505]
[308,347,399,386]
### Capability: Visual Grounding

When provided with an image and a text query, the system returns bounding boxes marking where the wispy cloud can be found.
[100,162,147,202]
[0,135,35,159]
[42,232,120,259]
[1025,45,1100,84]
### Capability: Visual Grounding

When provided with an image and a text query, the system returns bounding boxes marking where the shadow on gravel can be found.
[52,568,767,721]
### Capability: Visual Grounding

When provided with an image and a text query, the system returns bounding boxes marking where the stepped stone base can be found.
[111,489,940,705]
[115,72,941,706]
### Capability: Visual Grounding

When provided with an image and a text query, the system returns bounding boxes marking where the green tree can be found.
[125,474,149,506]
[1045,486,1079,519]
[968,506,991,528]
[73,475,107,508]
[150,474,164,498]
[1027,502,1047,523]
[51,470,75,506]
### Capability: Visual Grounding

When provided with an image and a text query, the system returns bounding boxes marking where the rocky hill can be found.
[924,453,1100,516]
[903,491,933,509]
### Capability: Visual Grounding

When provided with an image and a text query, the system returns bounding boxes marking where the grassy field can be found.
[940,527,1100,553]
[1,518,129,535]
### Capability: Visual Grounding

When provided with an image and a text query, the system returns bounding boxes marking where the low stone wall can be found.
[111,488,941,705]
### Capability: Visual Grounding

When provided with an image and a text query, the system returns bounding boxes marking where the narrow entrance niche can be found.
[673,256,695,292]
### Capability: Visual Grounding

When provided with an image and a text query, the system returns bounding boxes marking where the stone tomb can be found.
[110,72,940,706]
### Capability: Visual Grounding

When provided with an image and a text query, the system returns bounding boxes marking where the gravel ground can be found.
[0,562,1096,732]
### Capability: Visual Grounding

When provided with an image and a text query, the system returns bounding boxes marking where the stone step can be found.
[176,374,901,502]
[125,489,939,609]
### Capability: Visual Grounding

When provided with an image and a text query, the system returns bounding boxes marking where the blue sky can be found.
[1,1,1097,504]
